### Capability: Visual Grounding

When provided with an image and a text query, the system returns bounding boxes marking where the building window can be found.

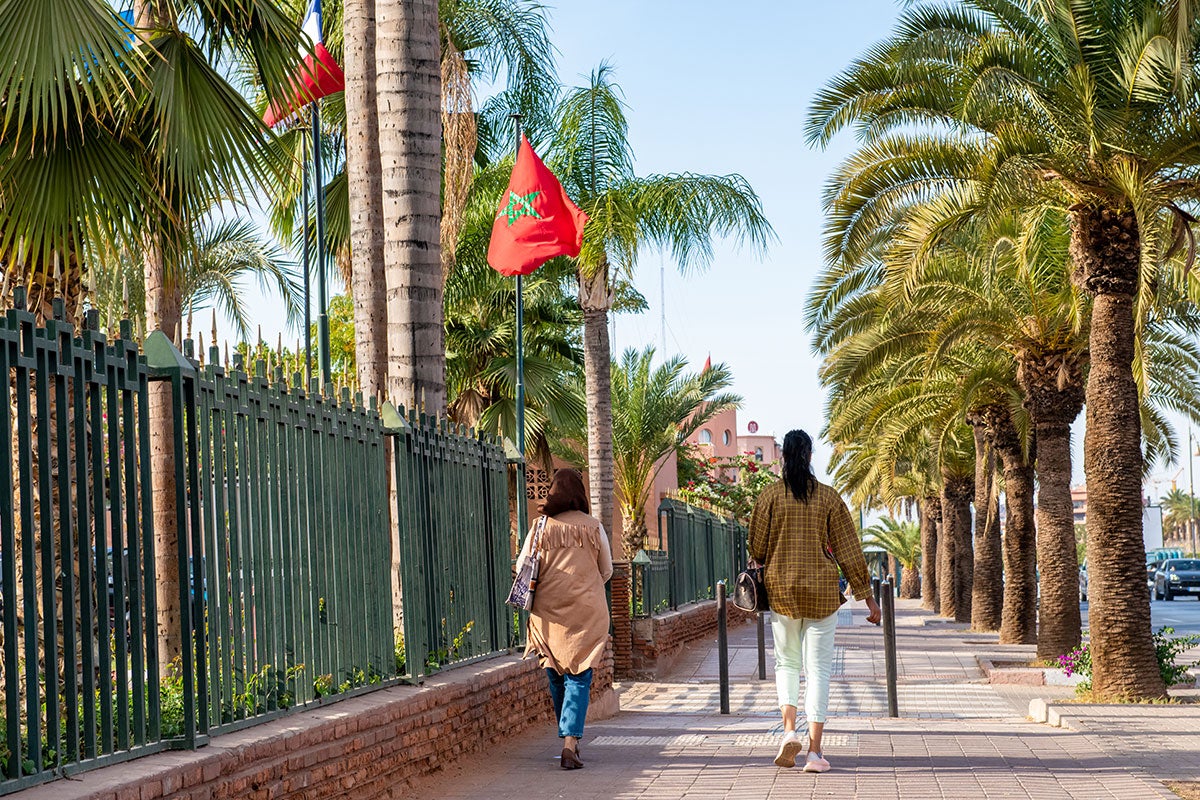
[699,429,712,444]
[755,447,763,461]
[723,430,731,446]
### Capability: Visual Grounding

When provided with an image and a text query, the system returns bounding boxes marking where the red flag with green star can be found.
[487,135,588,276]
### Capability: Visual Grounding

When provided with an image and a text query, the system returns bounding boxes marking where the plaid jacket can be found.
[748,480,872,619]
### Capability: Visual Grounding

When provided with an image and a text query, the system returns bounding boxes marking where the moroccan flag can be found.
[263,0,345,128]
[487,136,588,276]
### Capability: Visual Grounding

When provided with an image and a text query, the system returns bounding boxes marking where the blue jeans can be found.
[545,668,593,739]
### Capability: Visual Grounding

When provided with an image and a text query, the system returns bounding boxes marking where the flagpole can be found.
[312,100,332,386]
[511,112,529,541]
[301,124,313,382]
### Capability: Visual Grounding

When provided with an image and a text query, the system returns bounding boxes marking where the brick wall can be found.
[629,600,755,679]
[21,644,615,800]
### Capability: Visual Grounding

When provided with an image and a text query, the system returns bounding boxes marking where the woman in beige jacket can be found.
[518,469,613,770]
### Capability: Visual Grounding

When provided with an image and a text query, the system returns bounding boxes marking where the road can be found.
[1082,596,1200,636]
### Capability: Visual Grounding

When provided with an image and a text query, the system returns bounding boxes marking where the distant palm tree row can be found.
[806,0,1200,700]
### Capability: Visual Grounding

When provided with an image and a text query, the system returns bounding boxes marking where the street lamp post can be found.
[1191,429,1198,557]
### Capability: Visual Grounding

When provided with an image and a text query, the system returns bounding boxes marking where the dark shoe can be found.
[560,747,583,770]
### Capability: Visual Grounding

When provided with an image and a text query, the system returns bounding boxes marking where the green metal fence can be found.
[638,501,739,614]
[149,334,398,743]
[0,308,520,796]
[388,407,513,681]
[0,295,163,794]
[631,550,670,617]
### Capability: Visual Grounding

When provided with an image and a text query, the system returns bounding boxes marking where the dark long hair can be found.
[782,429,816,503]
[540,468,590,517]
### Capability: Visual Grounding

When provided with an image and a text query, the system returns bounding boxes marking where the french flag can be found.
[263,0,345,127]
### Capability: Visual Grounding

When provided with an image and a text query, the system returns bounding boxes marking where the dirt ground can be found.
[1167,781,1200,799]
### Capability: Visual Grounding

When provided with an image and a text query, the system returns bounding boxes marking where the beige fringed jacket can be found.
[519,510,613,674]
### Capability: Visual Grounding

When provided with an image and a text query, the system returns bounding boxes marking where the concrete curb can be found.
[1027,698,1081,730]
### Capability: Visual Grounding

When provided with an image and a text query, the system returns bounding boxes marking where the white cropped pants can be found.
[771,610,838,723]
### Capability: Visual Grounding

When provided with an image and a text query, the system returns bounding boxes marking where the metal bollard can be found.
[881,578,899,718]
[756,611,767,681]
[872,576,882,604]
[717,580,730,715]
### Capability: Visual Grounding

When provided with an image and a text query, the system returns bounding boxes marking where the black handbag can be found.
[732,563,769,613]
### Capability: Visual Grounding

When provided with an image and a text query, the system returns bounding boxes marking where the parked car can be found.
[1147,559,1167,589]
[1153,559,1200,601]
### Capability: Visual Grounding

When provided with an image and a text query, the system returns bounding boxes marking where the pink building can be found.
[691,406,740,464]
[738,433,782,475]
[685,408,783,478]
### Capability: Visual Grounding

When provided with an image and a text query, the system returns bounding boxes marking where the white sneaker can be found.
[773,731,802,768]
[803,751,831,773]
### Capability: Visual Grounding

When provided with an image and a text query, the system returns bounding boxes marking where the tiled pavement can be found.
[410,601,1191,799]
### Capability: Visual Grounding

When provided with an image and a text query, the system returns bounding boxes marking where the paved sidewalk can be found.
[412,601,1190,799]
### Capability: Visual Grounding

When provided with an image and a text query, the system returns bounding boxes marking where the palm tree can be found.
[550,65,773,537]
[968,422,1003,632]
[918,210,1087,656]
[1161,488,1197,545]
[3,0,301,669]
[340,0,558,399]
[805,0,1200,699]
[375,0,444,409]
[561,348,740,559]
[863,518,921,599]
[128,0,300,667]
[343,0,388,399]
[443,256,587,469]
[90,219,303,340]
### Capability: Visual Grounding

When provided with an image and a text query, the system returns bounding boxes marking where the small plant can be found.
[1058,644,1094,694]
[394,628,406,676]
[1154,627,1200,689]
[1060,627,1200,696]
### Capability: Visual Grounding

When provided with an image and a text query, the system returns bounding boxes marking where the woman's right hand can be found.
[865,596,882,626]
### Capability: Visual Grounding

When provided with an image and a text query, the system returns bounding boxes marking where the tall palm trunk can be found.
[344,0,387,400]
[144,240,182,668]
[620,503,647,561]
[579,264,614,541]
[899,562,920,599]
[1018,351,1083,660]
[133,0,182,673]
[1073,204,1164,698]
[993,418,1037,645]
[970,424,1002,632]
[939,474,972,621]
[920,496,939,613]
[376,0,445,411]
[942,475,972,623]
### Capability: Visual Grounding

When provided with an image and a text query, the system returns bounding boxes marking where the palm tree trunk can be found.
[998,453,1037,645]
[376,0,445,411]
[144,238,183,669]
[621,506,647,562]
[343,0,387,401]
[133,0,183,672]
[971,425,1002,632]
[1014,346,1085,660]
[579,263,614,539]
[920,496,939,613]
[900,563,920,599]
[1074,204,1164,698]
[938,479,960,620]
[1032,417,1081,660]
[941,475,972,623]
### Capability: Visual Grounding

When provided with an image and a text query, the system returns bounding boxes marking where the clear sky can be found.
[540,0,923,480]
[223,0,1197,492]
